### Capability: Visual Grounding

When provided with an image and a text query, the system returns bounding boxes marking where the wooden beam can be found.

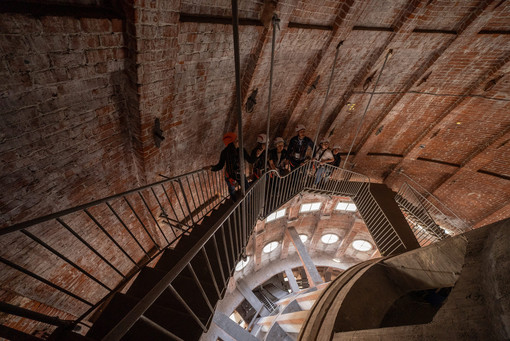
[179,13,263,26]
[340,0,494,168]
[0,1,123,19]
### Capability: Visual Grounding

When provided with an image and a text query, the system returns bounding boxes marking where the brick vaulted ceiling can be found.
[1,0,509,232]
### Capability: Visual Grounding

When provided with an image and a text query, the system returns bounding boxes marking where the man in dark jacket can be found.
[286,125,314,170]
[268,137,289,175]
[250,133,267,180]
[207,132,256,201]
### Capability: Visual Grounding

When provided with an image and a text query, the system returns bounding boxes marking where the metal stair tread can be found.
[86,293,204,340]
[127,266,218,311]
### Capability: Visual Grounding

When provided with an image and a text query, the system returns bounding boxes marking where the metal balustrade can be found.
[352,183,407,256]
[102,171,269,340]
[395,182,470,246]
[0,161,445,340]
[0,168,229,335]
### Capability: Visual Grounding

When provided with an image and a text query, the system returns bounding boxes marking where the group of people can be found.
[205,125,342,201]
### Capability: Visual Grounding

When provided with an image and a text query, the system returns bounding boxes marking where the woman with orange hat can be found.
[206,132,256,201]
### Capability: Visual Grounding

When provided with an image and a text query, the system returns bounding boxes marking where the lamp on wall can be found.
[153,118,165,148]
[245,88,258,113]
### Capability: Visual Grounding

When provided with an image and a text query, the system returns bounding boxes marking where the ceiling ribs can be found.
[288,22,332,31]
[320,0,423,142]
[352,26,395,32]
[416,158,460,168]
[477,169,510,181]
[367,152,403,158]
[430,127,510,194]
[474,200,510,228]
[280,0,363,137]
[179,13,263,26]
[413,28,457,34]
[224,0,302,133]
[478,29,510,34]
[384,51,510,190]
[352,0,496,168]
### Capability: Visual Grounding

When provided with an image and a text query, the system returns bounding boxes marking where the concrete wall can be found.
[331,218,510,340]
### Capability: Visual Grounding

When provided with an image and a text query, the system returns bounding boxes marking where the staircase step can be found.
[156,206,237,286]
[127,267,216,322]
[87,293,204,340]
[86,201,235,341]
[128,267,218,308]
[48,328,92,340]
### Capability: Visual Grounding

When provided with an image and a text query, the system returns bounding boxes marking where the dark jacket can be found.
[269,148,288,169]
[287,136,314,163]
[329,153,341,167]
[211,143,255,179]
[251,144,266,174]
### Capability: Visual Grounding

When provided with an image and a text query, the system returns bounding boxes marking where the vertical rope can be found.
[306,40,343,179]
[311,41,344,155]
[343,49,393,169]
[231,0,245,197]
[263,14,279,174]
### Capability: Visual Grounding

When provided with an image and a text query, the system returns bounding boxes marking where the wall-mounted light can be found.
[484,74,504,92]
[153,118,165,148]
[363,70,377,91]
[245,88,258,113]
[307,75,320,94]
[416,71,432,87]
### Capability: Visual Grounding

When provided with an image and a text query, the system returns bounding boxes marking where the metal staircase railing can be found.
[0,168,229,336]
[352,183,407,255]
[0,161,443,339]
[395,182,470,246]
[102,170,269,340]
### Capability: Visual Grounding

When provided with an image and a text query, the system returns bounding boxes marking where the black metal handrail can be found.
[395,182,470,246]
[1,161,416,339]
[0,168,229,337]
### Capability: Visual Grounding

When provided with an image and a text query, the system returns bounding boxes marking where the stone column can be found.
[286,226,323,287]
[284,268,300,293]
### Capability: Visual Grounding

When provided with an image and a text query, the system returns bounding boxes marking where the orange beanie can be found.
[223,132,237,146]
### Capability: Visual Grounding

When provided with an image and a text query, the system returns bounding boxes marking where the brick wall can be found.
[0,13,138,228]
[0,10,145,334]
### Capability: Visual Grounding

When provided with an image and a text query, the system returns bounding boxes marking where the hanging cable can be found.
[311,41,344,156]
[231,0,246,198]
[263,14,280,174]
[343,49,393,169]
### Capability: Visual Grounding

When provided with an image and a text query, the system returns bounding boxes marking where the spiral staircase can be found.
[0,162,462,340]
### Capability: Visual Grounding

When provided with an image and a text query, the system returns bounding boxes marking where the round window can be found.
[235,257,250,271]
[321,233,339,244]
[263,241,279,253]
[352,240,373,252]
